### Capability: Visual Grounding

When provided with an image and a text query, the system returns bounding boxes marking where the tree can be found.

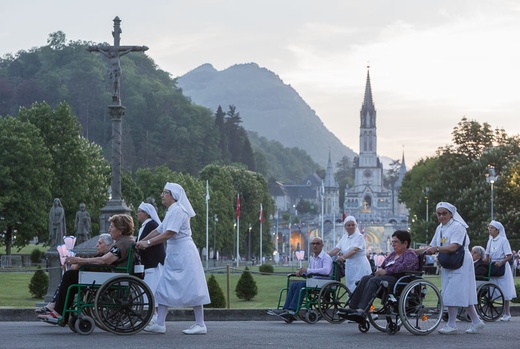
[17,102,110,242]
[235,267,258,301]
[0,116,53,253]
[206,275,226,308]
[400,117,520,247]
[28,266,48,298]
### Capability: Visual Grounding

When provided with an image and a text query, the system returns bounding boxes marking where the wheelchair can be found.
[342,253,444,335]
[454,264,504,322]
[272,260,351,324]
[49,244,154,335]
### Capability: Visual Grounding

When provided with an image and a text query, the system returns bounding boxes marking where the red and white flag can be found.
[236,193,241,218]
[259,203,264,224]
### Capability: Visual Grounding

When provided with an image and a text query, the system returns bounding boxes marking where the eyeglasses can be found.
[436,211,450,216]
[391,240,401,244]
[162,190,171,195]
[310,242,322,245]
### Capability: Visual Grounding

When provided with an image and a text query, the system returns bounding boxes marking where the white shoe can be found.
[500,314,511,322]
[144,322,166,334]
[182,324,207,335]
[438,325,458,335]
[466,321,484,334]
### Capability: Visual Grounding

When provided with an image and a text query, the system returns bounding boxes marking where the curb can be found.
[0,308,273,322]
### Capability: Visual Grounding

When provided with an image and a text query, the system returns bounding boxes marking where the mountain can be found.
[177,63,356,169]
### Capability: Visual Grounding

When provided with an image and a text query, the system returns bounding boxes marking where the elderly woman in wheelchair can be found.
[339,230,444,335]
[340,230,418,318]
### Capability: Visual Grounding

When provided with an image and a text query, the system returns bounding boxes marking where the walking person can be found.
[136,182,210,335]
[328,215,372,292]
[136,201,165,322]
[485,220,516,321]
[423,202,484,334]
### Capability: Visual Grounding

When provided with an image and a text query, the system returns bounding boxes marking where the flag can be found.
[205,180,210,202]
[236,193,240,218]
[307,224,311,237]
[259,203,264,223]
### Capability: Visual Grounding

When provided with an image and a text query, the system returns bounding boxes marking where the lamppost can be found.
[213,214,218,266]
[485,166,498,220]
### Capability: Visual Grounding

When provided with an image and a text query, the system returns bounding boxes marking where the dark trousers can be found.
[349,274,397,311]
[53,270,79,317]
[283,281,306,311]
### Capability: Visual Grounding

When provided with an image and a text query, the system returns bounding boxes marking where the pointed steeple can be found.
[324,149,338,188]
[360,66,376,128]
[395,148,407,188]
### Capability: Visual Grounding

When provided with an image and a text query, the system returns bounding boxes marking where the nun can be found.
[136,183,210,335]
[486,220,516,321]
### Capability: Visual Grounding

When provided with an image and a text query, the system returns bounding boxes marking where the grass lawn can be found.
[1,265,519,309]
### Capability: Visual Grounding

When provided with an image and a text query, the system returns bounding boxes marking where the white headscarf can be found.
[164,182,196,217]
[436,202,469,228]
[489,220,507,238]
[138,202,161,224]
[342,215,361,234]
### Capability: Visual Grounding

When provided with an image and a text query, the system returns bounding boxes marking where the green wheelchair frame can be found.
[274,260,351,324]
[52,244,154,335]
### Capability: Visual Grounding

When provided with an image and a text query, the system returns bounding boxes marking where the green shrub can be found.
[206,274,226,308]
[30,248,44,264]
[512,283,520,303]
[28,266,48,298]
[259,264,274,274]
[235,267,258,301]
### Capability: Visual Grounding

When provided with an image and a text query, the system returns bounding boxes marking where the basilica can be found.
[270,68,409,256]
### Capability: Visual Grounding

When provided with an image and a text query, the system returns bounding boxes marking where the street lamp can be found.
[213,214,218,266]
[485,166,498,220]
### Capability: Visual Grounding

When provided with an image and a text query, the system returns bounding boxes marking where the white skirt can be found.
[155,237,210,308]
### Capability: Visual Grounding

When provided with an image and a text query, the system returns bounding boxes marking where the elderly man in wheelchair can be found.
[339,230,444,335]
[268,236,333,323]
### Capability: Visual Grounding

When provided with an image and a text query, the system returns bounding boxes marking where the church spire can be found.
[324,148,338,189]
[360,66,376,128]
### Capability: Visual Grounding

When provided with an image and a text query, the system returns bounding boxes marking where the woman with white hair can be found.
[328,215,372,292]
[423,202,483,335]
[136,183,210,335]
[486,220,516,321]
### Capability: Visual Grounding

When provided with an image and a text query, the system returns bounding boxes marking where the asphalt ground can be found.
[1,317,519,349]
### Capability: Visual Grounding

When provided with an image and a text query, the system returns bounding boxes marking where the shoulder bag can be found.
[437,234,466,270]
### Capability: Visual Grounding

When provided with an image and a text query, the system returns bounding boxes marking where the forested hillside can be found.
[0,32,321,182]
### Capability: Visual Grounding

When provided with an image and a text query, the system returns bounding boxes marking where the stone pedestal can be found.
[43,249,61,303]
[99,199,132,235]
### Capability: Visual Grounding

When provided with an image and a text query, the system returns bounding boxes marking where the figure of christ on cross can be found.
[87,16,148,104]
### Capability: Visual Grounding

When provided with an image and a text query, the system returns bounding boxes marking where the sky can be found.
[2,0,520,167]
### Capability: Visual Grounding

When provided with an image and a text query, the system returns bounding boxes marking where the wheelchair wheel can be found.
[386,321,399,335]
[317,281,351,324]
[476,282,504,321]
[304,309,320,324]
[74,315,95,335]
[68,314,77,333]
[398,279,443,335]
[94,275,154,335]
[358,320,370,333]
[368,302,401,333]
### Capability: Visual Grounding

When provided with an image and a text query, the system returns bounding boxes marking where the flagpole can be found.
[205,180,209,269]
[236,193,240,269]
[259,203,263,266]
[321,180,324,241]
[275,209,279,263]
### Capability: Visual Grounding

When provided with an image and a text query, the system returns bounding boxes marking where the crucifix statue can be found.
[87,16,148,104]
